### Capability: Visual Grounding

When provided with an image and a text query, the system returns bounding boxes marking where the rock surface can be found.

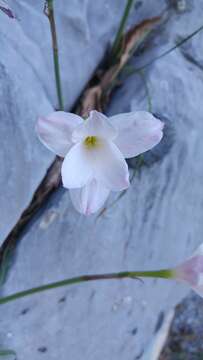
[160,292,203,359]
[1,0,203,359]
[0,0,127,244]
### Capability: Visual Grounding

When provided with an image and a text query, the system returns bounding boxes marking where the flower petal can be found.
[174,242,203,298]
[109,111,164,158]
[61,143,93,188]
[90,140,129,191]
[69,179,110,215]
[36,111,83,157]
[72,110,117,142]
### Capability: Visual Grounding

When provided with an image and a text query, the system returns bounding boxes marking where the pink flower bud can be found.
[174,243,203,297]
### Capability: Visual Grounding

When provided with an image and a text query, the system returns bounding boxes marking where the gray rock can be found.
[160,292,203,359]
[0,184,190,360]
[0,52,54,244]
[0,0,127,244]
[1,0,203,359]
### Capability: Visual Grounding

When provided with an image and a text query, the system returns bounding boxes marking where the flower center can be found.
[84,136,98,149]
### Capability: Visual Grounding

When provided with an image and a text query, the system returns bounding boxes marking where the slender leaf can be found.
[0,349,16,358]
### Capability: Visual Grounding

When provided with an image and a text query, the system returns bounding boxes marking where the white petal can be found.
[109,111,164,158]
[36,111,83,157]
[72,110,117,142]
[90,140,129,191]
[175,255,203,298]
[61,143,93,188]
[69,179,110,215]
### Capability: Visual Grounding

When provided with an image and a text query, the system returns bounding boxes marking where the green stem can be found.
[139,70,152,112]
[111,0,135,58]
[0,269,173,306]
[0,349,16,357]
[135,23,203,72]
[46,0,64,110]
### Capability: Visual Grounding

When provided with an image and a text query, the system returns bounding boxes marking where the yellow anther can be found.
[84,136,98,149]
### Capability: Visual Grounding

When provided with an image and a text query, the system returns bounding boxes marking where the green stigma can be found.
[84,136,98,149]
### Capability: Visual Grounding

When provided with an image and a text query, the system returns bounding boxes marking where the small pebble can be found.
[7,332,13,338]
[177,0,186,12]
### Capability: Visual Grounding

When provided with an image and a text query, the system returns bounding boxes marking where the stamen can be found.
[84,136,98,149]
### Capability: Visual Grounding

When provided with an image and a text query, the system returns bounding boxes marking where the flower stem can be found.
[0,349,16,357]
[45,0,64,110]
[139,70,152,112]
[0,269,173,306]
[111,0,135,59]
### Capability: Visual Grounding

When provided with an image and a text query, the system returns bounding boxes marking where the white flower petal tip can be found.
[109,111,164,158]
[90,141,130,191]
[61,143,93,189]
[36,111,83,157]
[174,243,203,298]
[69,179,110,215]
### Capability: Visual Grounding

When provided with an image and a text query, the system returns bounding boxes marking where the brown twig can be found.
[79,16,161,116]
[0,158,62,267]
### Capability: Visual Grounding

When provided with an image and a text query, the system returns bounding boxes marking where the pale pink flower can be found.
[36,110,163,215]
[174,243,203,297]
